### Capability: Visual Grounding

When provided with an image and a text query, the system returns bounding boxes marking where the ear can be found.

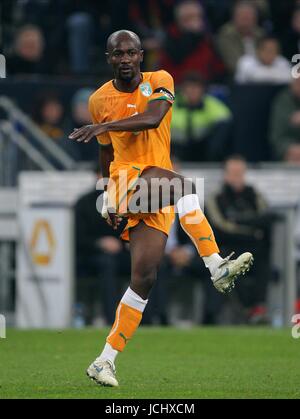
[140,50,144,63]
[105,52,110,64]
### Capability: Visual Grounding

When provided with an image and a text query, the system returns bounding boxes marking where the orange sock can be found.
[180,209,219,257]
[177,195,219,257]
[106,288,147,352]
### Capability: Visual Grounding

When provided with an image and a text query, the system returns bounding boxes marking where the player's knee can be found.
[132,270,156,287]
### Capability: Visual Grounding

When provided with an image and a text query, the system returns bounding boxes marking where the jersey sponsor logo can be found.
[139,82,152,97]
[154,87,175,101]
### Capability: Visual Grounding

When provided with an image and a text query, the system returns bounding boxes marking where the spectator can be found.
[65,0,112,75]
[171,72,232,161]
[67,87,100,163]
[217,1,265,76]
[6,0,68,74]
[7,25,48,76]
[32,92,65,140]
[160,0,225,84]
[203,0,269,31]
[270,77,300,163]
[235,36,291,84]
[75,172,130,325]
[32,91,79,163]
[66,11,94,75]
[206,155,273,323]
[71,88,94,127]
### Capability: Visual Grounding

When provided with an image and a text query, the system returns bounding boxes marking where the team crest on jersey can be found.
[139,82,152,97]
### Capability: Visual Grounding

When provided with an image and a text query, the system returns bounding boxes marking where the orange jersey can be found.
[88,70,175,173]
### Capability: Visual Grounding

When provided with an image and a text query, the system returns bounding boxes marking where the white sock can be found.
[176,194,201,218]
[99,288,148,364]
[203,253,224,275]
[177,195,223,274]
[99,343,118,364]
[121,287,148,312]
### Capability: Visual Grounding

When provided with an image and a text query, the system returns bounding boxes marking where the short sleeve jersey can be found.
[89,70,175,171]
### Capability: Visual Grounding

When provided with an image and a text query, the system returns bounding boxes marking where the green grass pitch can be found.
[0,327,299,399]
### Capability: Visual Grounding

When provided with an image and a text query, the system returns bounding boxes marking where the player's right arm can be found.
[69,100,171,143]
[69,71,175,143]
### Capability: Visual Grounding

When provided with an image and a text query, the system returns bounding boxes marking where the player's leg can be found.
[140,166,220,257]
[87,222,167,387]
[105,222,167,350]
[139,167,253,293]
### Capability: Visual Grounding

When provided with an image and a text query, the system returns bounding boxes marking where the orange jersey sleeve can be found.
[148,70,175,105]
[88,93,112,146]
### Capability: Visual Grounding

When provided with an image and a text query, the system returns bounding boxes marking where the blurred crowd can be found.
[1,0,300,164]
[1,0,298,80]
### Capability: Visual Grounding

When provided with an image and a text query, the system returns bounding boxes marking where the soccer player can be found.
[69,30,253,387]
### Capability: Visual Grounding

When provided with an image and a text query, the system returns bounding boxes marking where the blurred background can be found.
[0,0,300,330]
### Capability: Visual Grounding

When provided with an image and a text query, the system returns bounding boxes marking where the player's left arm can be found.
[68,100,171,143]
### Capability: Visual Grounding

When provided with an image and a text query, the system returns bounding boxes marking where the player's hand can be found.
[106,209,123,230]
[101,191,122,230]
[68,123,107,143]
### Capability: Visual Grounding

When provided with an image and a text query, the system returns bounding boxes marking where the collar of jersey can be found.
[112,73,144,94]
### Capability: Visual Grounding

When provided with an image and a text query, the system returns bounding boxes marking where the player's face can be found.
[107,40,143,81]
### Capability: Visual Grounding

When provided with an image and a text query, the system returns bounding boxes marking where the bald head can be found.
[106,30,141,53]
[106,30,143,83]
